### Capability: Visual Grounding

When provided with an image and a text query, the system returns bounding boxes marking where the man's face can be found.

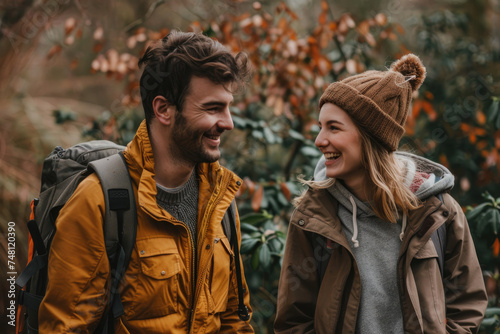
[169,76,234,165]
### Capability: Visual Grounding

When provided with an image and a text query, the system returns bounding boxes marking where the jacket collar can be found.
[123,120,241,221]
[293,187,450,248]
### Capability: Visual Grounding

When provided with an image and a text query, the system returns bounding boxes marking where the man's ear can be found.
[152,96,176,125]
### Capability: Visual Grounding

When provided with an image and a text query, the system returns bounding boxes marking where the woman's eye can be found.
[329,126,339,131]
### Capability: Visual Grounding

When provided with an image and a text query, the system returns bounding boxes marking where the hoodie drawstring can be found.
[349,196,360,248]
[400,213,407,241]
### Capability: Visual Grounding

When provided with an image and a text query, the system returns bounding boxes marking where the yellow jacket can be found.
[39,121,253,333]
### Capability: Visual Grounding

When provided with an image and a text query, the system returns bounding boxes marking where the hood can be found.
[314,151,455,200]
[313,151,455,247]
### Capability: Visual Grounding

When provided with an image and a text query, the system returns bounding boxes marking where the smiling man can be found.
[39,31,254,333]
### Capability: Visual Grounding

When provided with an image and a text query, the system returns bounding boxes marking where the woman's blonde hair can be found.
[298,129,420,223]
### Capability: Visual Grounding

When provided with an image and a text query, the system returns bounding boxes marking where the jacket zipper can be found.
[188,170,232,332]
[187,223,196,333]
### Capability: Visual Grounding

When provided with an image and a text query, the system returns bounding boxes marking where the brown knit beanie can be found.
[319,54,426,152]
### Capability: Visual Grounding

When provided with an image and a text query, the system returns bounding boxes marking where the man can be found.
[39,31,254,333]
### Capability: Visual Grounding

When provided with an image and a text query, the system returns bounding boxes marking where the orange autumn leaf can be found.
[47,44,62,59]
[477,111,486,125]
[476,140,488,150]
[439,154,449,167]
[278,17,287,31]
[412,100,423,119]
[245,177,256,196]
[290,94,299,107]
[252,185,264,212]
[469,133,477,144]
[493,238,500,257]
[319,12,327,25]
[422,100,437,121]
[475,127,486,136]
[280,182,292,201]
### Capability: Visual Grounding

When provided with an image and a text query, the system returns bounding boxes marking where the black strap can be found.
[225,201,250,321]
[16,254,48,289]
[17,290,44,311]
[431,175,447,278]
[27,219,47,255]
[431,222,446,277]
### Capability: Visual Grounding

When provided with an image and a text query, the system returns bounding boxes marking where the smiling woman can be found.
[275,54,487,334]
[315,103,365,200]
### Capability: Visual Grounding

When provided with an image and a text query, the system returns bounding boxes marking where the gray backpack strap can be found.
[88,153,137,258]
[88,152,137,332]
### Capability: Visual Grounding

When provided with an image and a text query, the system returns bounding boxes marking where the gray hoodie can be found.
[313,151,455,334]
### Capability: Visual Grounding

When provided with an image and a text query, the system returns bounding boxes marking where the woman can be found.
[274,54,487,333]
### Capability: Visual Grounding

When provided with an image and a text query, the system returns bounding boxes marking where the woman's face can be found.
[315,103,366,186]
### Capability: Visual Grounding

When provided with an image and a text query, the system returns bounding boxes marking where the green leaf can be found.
[466,202,491,221]
[481,315,500,328]
[300,146,321,158]
[240,222,260,233]
[263,127,276,144]
[232,115,247,128]
[493,209,500,234]
[484,192,496,203]
[240,238,260,254]
[487,100,499,123]
[484,307,500,318]
[268,237,284,253]
[252,130,263,139]
[481,210,496,236]
[259,243,271,269]
[251,248,260,270]
[289,129,305,141]
[240,212,273,226]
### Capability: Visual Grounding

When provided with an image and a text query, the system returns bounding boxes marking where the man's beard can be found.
[169,112,221,165]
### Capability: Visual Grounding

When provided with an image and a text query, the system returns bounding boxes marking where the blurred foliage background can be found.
[1,0,499,333]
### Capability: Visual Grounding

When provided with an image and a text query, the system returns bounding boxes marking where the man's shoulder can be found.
[66,173,105,206]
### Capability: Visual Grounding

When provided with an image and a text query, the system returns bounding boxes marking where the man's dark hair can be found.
[138,30,252,123]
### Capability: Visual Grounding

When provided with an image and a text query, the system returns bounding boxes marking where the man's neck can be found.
[149,124,195,188]
[154,157,195,188]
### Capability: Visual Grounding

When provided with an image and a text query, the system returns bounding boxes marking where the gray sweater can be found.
[314,152,455,334]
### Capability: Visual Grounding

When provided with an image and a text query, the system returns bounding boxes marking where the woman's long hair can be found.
[298,127,420,223]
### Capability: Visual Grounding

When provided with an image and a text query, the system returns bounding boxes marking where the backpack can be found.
[16,140,249,334]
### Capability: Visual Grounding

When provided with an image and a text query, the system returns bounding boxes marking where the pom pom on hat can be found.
[390,53,426,92]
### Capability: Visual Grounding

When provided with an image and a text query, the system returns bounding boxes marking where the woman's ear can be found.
[152,96,176,125]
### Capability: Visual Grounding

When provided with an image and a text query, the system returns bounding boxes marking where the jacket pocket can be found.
[412,239,446,332]
[208,236,234,314]
[134,237,181,319]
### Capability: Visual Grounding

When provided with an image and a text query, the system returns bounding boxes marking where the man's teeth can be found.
[205,134,219,139]
[325,153,340,159]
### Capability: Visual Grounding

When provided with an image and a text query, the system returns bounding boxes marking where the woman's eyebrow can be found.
[319,119,344,126]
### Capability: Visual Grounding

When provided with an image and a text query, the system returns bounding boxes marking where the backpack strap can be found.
[222,200,250,321]
[429,174,447,278]
[88,152,137,333]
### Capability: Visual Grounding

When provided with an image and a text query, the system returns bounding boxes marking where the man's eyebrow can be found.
[200,100,234,107]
